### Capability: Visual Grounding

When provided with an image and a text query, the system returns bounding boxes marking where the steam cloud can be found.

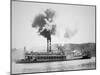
[64,27,78,38]
[32,9,77,40]
[32,9,56,40]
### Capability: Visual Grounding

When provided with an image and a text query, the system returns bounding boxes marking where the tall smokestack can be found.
[32,8,56,53]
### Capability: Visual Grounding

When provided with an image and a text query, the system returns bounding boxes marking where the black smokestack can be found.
[32,9,56,53]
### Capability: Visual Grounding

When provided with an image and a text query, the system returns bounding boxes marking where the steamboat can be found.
[16,46,66,63]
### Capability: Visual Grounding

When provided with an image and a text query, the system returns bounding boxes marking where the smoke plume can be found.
[32,9,56,40]
[64,27,78,38]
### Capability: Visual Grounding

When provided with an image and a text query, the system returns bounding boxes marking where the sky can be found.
[12,1,95,51]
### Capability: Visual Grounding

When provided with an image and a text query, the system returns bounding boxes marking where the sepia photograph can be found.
[11,0,96,74]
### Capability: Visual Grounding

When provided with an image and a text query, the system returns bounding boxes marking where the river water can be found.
[12,57,96,74]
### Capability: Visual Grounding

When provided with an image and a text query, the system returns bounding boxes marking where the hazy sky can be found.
[12,1,95,51]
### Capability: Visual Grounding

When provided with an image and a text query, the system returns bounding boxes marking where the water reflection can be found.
[12,57,96,74]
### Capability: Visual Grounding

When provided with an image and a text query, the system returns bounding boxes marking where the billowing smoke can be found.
[64,27,78,38]
[32,9,56,40]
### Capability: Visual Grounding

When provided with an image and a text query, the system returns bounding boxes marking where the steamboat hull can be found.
[16,54,66,63]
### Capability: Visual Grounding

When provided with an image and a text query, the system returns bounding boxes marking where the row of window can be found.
[36,56,65,59]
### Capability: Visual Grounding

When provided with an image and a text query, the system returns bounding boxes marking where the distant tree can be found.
[82,48,91,59]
